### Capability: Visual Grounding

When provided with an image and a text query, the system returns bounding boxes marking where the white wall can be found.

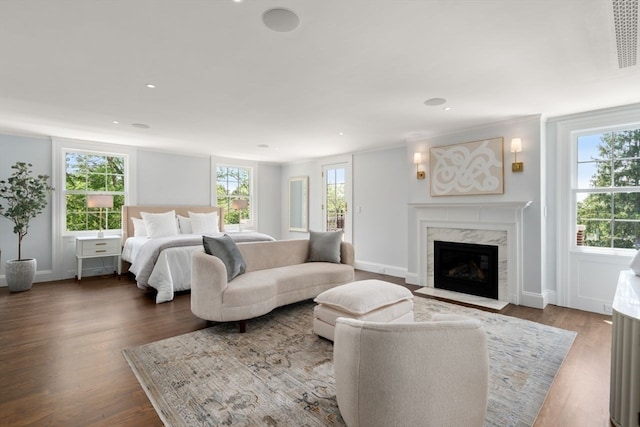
[280,147,408,277]
[256,162,282,239]
[0,134,54,282]
[352,147,408,276]
[406,116,545,307]
[137,150,212,206]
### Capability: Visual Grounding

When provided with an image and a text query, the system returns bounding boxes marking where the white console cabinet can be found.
[75,236,121,282]
[610,269,640,427]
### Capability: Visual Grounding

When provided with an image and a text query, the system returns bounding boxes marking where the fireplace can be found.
[434,240,499,300]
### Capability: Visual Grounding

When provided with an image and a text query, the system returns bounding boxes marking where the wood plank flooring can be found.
[0,272,613,427]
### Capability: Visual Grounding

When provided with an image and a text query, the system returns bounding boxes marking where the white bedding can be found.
[123,232,275,303]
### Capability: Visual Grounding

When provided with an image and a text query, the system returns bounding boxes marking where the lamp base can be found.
[512,162,523,172]
[417,171,426,180]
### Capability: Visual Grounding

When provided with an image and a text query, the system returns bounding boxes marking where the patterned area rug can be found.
[123,297,576,427]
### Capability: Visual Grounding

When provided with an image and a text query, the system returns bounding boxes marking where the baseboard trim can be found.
[354,261,407,279]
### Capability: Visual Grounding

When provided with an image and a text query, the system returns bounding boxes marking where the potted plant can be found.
[0,162,53,292]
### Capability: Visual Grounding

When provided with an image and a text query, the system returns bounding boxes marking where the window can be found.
[64,151,126,232]
[216,165,252,229]
[575,127,640,249]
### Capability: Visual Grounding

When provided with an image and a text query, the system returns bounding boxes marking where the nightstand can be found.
[75,236,122,282]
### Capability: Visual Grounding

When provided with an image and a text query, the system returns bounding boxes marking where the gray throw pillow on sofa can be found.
[307,230,343,263]
[202,234,246,281]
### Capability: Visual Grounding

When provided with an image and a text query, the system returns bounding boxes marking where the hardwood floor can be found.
[0,272,613,427]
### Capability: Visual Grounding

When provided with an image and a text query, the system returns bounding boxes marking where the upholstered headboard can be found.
[121,205,224,241]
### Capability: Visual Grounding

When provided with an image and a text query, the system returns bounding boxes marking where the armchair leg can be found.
[238,320,247,333]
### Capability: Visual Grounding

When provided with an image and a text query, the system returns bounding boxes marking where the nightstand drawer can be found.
[80,239,120,256]
[76,237,121,257]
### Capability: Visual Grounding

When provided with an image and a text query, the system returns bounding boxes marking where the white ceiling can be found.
[1,0,638,163]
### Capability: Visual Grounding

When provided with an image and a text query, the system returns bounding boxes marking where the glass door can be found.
[322,163,352,242]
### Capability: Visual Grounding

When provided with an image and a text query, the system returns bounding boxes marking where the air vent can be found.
[612,0,638,68]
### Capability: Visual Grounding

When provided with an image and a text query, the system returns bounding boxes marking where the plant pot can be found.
[5,258,36,292]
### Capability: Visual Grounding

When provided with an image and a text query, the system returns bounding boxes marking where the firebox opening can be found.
[434,240,499,300]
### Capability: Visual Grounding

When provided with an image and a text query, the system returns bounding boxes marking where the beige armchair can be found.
[333,314,489,427]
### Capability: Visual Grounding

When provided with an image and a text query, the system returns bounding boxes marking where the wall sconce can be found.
[414,152,425,180]
[87,194,114,238]
[510,138,523,172]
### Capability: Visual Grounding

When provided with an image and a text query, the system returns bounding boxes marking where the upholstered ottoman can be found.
[313,279,414,341]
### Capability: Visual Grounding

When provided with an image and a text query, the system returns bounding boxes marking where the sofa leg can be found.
[238,320,247,333]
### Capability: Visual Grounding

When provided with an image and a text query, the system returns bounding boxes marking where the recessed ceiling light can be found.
[443,107,452,111]
[424,98,447,106]
[132,123,151,129]
[112,121,119,124]
[338,132,344,136]
[232,0,243,2]
[263,8,299,32]
[146,83,156,89]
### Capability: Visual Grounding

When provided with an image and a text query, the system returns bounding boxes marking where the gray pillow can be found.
[202,234,246,281]
[307,230,343,263]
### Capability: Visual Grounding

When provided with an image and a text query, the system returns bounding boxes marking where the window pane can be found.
[66,172,86,191]
[66,194,86,215]
[67,213,87,231]
[613,220,640,249]
[577,134,609,162]
[107,174,124,192]
[613,159,640,187]
[216,166,252,226]
[64,151,126,232]
[613,129,640,160]
[106,156,124,174]
[581,219,611,248]
[613,192,640,219]
[577,162,599,188]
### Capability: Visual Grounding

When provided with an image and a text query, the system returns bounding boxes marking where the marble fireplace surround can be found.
[411,201,532,305]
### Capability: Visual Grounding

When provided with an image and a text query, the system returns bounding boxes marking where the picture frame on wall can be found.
[430,137,504,196]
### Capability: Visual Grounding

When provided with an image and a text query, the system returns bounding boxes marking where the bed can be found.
[121,205,275,303]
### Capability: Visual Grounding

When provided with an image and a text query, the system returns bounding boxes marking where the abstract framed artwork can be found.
[430,137,504,196]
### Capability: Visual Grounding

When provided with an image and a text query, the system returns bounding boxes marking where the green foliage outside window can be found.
[65,152,125,232]
[325,168,346,231]
[576,129,640,249]
[217,166,250,226]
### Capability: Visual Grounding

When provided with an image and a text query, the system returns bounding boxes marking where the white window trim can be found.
[570,125,640,254]
[553,105,639,306]
[52,137,137,279]
[211,156,258,232]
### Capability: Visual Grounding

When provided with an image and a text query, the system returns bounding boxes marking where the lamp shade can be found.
[87,194,114,208]
[413,152,422,165]
[231,199,248,210]
[510,138,522,153]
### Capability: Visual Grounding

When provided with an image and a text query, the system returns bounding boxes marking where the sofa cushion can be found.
[314,279,413,315]
[202,234,246,282]
[223,263,354,308]
[307,230,343,263]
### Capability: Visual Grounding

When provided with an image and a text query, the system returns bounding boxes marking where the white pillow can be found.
[630,250,640,276]
[141,210,178,239]
[177,215,192,234]
[189,211,219,234]
[131,217,147,237]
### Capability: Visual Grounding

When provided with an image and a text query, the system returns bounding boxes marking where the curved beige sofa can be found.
[191,239,355,331]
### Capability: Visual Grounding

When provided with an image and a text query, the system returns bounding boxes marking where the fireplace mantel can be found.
[412,201,532,305]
